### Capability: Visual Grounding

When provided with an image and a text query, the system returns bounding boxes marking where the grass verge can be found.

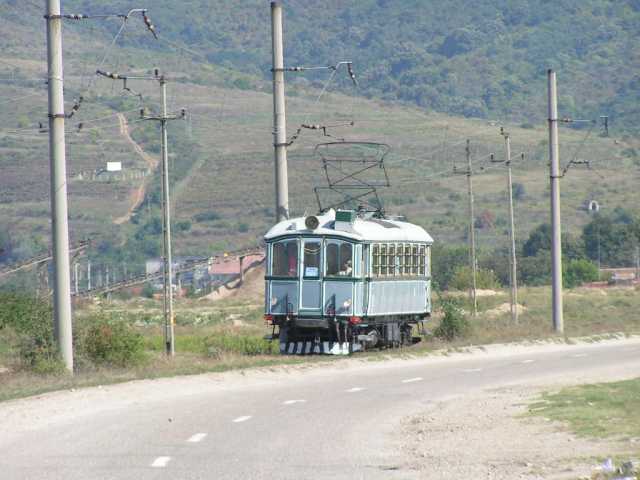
[1,285,640,403]
[529,378,640,441]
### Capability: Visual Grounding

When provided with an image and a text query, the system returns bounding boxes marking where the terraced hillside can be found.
[0,1,638,274]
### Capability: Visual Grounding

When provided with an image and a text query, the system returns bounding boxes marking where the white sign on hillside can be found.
[106,161,122,172]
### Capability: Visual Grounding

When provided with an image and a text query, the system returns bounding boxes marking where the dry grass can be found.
[2,284,640,402]
[426,286,640,348]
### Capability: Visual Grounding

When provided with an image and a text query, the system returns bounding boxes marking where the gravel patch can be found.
[400,386,632,479]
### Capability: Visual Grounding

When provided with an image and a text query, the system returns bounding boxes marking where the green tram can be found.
[264,209,434,354]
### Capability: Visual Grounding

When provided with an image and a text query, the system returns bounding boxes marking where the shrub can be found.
[512,182,526,200]
[0,293,64,374]
[193,210,221,222]
[203,333,277,357]
[449,266,501,291]
[175,220,192,232]
[141,283,155,298]
[79,315,146,367]
[564,259,599,288]
[434,297,469,341]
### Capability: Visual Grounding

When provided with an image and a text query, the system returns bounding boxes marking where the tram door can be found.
[300,240,322,312]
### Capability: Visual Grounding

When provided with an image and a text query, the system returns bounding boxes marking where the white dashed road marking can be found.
[232,416,252,423]
[461,368,482,373]
[521,359,535,364]
[346,387,365,393]
[151,457,171,468]
[187,433,207,443]
[283,399,306,405]
[401,377,423,383]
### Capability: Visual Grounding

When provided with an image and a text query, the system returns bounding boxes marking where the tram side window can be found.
[326,241,354,276]
[272,240,298,277]
[388,245,396,276]
[404,244,412,275]
[372,244,379,276]
[380,244,387,275]
[411,245,418,275]
[419,245,426,275]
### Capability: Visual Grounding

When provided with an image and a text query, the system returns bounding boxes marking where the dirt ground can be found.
[201,263,265,303]
[400,385,635,479]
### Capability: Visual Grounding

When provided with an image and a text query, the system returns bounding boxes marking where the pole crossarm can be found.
[46,9,157,38]
[275,61,358,86]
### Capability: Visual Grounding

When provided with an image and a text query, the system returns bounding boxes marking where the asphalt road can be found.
[1,338,639,480]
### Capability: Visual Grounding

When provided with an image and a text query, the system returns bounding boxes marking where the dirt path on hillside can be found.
[113,114,159,225]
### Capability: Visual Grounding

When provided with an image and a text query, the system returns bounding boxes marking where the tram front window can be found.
[304,241,321,277]
[326,241,353,277]
[272,240,298,277]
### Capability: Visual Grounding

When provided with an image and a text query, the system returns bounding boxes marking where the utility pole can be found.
[159,76,176,356]
[502,130,518,323]
[597,226,601,273]
[74,262,79,294]
[97,69,185,356]
[271,1,289,222]
[87,260,91,290]
[548,69,563,334]
[455,140,478,316]
[46,0,74,372]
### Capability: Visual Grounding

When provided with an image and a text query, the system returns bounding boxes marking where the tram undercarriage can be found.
[267,315,427,355]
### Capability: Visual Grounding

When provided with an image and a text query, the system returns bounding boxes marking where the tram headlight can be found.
[305,215,320,230]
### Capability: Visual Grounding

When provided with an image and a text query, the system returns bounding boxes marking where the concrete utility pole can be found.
[547,69,563,334]
[503,131,518,323]
[97,69,185,356]
[271,1,290,222]
[458,139,478,316]
[46,0,74,372]
[87,260,91,290]
[159,76,176,356]
[74,262,79,294]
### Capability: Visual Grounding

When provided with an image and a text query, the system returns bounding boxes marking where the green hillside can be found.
[53,0,640,129]
[0,1,639,282]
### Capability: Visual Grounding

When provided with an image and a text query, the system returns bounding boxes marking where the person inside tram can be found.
[339,259,352,276]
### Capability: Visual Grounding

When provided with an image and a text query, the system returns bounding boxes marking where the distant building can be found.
[144,253,264,293]
[145,256,210,290]
[209,254,264,284]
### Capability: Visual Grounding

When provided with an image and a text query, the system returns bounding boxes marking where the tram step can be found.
[279,341,362,355]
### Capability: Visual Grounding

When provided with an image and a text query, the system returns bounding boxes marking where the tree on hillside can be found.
[431,244,468,291]
[583,210,640,267]
[522,223,585,260]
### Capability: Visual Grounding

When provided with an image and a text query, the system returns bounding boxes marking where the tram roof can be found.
[264,209,434,244]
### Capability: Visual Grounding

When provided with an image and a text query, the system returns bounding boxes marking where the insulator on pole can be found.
[143,12,158,39]
[347,62,357,86]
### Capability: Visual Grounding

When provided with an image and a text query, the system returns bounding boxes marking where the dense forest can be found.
[47,0,640,130]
